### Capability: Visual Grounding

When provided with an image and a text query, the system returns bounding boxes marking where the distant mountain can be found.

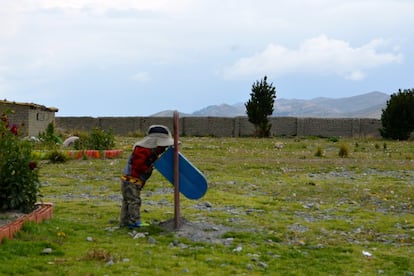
[192,103,245,117]
[150,110,191,117]
[273,91,389,118]
[151,91,390,119]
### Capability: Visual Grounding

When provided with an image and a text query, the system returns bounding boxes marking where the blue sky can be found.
[0,0,413,116]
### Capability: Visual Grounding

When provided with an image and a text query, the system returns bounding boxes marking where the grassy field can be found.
[0,136,413,275]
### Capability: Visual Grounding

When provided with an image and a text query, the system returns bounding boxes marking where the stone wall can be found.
[55,116,382,138]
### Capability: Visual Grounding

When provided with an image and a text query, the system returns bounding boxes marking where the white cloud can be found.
[345,71,365,81]
[223,35,403,80]
[1,0,413,116]
[33,0,195,15]
[130,72,151,82]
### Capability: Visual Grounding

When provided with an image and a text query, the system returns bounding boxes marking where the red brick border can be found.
[0,203,54,244]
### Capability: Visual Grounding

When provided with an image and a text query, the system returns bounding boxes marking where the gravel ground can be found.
[0,210,26,227]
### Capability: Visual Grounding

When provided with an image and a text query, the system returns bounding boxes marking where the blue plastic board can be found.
[154,147,208,200]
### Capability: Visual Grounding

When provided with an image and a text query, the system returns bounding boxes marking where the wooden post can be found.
[173,111,180,229]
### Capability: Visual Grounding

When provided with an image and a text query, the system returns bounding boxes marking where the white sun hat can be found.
[133,125,174,149]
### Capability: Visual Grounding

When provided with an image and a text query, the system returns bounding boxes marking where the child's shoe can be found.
[128,221,149,229]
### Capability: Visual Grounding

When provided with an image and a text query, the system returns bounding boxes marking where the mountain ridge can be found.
[152,91,389,119]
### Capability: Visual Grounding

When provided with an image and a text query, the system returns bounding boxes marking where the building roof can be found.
[0,99,59,112]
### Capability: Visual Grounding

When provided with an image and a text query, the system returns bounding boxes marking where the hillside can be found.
[152,91,390,119]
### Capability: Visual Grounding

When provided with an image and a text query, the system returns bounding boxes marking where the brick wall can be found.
[55,116,382,138]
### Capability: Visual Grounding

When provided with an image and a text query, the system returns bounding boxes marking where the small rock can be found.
[41,248,53,254]
[105,226,119,232]
[205,201,212,208]
[274,142,284,149]
[247,264,254,270]
[123,258,130,263]
[105,259,114,266]
[298,240,306,246]
[258,262,268,268]
[233,245,242,252]
[133,233,146,239]
[148,237,157,244]
[362,250,372,258]
[86,237,94,242]
[223,238,234,246]
[172,240,180,246]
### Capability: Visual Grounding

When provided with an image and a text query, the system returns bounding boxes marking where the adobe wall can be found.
[28,108,56,136]
[55,116,382,138]
[0,103,29,135]
[1,102,57,136]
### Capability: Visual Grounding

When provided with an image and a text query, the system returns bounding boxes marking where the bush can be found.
[314,146,324,157]
[338,144,349,158]
[47,150,67,163]
[0,112,41,213]
[74,128,115,150]
[38,122,62,148]
[327,137,339,142]
[380,89,414,140]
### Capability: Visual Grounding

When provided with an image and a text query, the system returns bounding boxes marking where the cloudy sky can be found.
[1,0,412,116]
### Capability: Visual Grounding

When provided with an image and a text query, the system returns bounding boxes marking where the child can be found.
[120,125,174,228]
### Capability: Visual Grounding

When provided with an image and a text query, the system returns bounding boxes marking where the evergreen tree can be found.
[380,88,414,140]
[245,76,276,137]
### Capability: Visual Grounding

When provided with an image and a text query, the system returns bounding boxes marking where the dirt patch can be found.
[159,217,234,245]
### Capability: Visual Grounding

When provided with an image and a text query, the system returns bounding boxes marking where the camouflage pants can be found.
[120,180,141,227]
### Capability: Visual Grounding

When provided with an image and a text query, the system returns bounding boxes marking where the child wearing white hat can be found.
[120,125,174,228]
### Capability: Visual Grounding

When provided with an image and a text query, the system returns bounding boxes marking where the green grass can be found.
[1,137,413,275]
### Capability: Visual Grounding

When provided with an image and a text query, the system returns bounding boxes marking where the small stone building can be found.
[0,100,58,137]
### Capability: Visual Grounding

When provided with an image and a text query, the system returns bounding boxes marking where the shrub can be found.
[314,146,324,157]
[328,137,339,142]
[0,112,41,213]
[47,150,67,163]
[88,128,115,150]
[74,128,115,150]
[38,122,62,148]
[338,143,349,158]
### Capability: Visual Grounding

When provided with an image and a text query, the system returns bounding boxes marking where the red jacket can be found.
[123,146,158,182]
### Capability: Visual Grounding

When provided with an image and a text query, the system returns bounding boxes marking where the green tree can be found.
[245,76,276,137]
[380,88,414,140]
